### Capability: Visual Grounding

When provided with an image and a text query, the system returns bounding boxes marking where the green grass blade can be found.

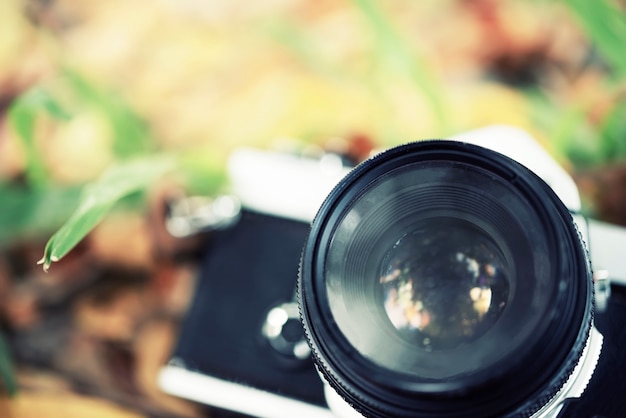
[600,97,626,161]
[0,332,17,396]
[261,19,336,77]
[8,88,71,188]
[38,155,176,271]
[567,0,626,78]
[352,0,450,132]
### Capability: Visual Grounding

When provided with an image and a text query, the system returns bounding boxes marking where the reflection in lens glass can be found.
[379,219,510,350]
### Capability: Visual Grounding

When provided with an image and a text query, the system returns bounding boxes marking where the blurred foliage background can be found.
[0,0,625,416]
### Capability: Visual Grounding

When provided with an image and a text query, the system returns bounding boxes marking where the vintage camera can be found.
[159,126,626,418]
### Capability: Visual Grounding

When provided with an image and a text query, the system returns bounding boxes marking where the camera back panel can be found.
[166,210,327,411]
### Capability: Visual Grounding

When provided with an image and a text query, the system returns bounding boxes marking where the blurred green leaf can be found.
[600,98,626,161]
[177,149,228,197]
[567,0,626,78]
[0,184,82,245]
[8,87,71,188]
[527,89,619,168]
[261,20,337,78]
[352,0,450,133]
[0,332,17,396]
[63,70,154,158]
[39,155,176,271]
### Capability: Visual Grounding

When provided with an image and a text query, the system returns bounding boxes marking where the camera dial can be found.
[262,302,311,363]
[299,141,597,417]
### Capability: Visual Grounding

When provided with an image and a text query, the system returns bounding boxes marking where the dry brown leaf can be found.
[0,393,143,418]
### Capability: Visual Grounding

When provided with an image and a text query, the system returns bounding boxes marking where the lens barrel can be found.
[299,141,593,417]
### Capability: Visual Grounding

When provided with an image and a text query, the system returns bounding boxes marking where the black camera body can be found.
[160,127,626,418]
[164,209,327,415]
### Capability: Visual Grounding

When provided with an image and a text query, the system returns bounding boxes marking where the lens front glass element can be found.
[380,218,509,350]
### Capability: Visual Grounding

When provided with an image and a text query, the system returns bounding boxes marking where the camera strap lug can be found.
[593,270,611,313]
[587,219,626,300]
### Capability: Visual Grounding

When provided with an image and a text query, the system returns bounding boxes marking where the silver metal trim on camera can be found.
[532,327,603,418]
[228,148,351,223]
[158,365,335,418]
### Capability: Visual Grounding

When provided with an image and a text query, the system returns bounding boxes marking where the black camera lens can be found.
[299,141,593,417]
